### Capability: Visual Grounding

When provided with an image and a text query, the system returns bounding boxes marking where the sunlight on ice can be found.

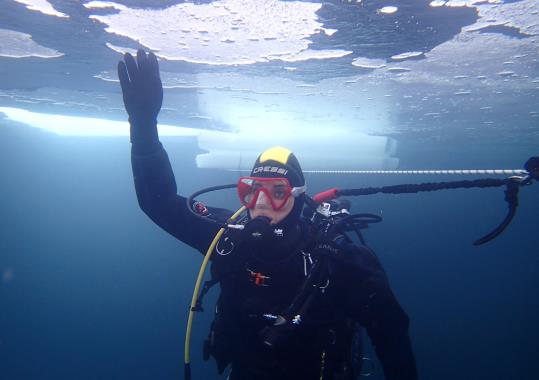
[13,0,69,18]
[82,1,124,11]
[0,107,398,171]
[391,52,424,61]
[104,42,137,57]
[444,0,502,7]
[0,29,64,58]
[378,6,398,15]
[85,0,351,65]
[465,0,539,36]
[354,0,538,91]
[0,107,197,137]
[193,76,398,170]
[351,57,387,69]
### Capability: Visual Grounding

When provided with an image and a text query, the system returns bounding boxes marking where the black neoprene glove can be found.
[118,49,163,153]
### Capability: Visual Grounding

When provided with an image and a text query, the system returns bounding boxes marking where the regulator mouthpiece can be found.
[243,216,273,243]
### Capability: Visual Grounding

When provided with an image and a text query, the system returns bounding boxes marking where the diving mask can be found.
[237,177,306,211]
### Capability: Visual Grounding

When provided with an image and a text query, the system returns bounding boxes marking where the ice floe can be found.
[85,0,351,65]
[13,0,68,18]
[0,28,63,58]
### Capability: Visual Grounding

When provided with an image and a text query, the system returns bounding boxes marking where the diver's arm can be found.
[362,282,417,380]
[119,50,225,253]
[341,244,418,380]
[131,146,227,253]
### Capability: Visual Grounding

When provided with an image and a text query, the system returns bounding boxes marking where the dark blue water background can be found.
[1,123,538,379]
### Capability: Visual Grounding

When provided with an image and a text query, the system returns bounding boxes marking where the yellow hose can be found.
[184,206,246,366]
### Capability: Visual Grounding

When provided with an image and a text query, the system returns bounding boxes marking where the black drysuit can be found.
[131,145,417,380]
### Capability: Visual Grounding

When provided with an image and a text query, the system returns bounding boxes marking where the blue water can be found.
[1,0,539,379]
[1,126,538,379]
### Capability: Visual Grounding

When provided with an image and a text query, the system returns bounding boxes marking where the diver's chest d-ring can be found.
[216,236,234,256]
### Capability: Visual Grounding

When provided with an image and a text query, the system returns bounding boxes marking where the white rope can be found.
[301,169,528,175]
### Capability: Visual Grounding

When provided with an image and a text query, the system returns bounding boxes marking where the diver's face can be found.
[249,190,295,224]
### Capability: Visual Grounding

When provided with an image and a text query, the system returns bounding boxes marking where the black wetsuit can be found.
[131,145,417,380]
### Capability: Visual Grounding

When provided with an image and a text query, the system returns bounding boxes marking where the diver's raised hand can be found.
[118,49,163,148]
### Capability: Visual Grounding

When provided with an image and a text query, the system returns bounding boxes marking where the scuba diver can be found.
[118,50,418,380]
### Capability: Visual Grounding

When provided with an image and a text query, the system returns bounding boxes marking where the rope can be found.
[303,169,528,175]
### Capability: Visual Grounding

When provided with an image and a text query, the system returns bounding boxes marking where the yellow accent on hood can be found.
[259,146,293,165]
